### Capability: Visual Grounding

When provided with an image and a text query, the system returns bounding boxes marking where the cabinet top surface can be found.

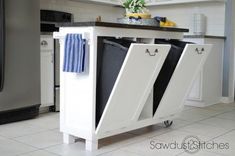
[57,21,189,32]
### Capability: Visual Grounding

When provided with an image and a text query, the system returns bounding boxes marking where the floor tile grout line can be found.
[96,147,141,156]
[39,149,62,156]
[12,149,39,156]
[37,142,65,150]
[0,122,60,139]
[95,144,138,156]
[188,108,235,127]
[174,126,230,142]
[9,137,42,149]
[14,149,61,156]
[1,133,41,150]
[0,133,9,139]
[184,105,235,113]
[196,120,235,131]
[40,142,71,151]
[120,148,147,156]
[10,135,64,152]
[6,129,56,140]
[9,127,61,140]
[216,116,235,121]
[0,131,42,156]
[175,151,184,156]
[205,149,231,156]
[202,108,235,113]
[125,147,153,156]
[42,142,82,156]
[208,128,235,141]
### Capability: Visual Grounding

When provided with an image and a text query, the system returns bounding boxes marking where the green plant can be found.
[121,0,147,13]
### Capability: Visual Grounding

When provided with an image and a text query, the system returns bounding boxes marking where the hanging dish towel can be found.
[63,34,87,73]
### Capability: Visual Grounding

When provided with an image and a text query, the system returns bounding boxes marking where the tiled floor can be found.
[0,103,235,156]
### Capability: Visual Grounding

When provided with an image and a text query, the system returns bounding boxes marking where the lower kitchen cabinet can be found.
[40,35,54,107]
[183,36,225,107]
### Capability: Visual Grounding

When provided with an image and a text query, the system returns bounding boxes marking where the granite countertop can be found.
[57,21,189,33]
[184,35,226,39]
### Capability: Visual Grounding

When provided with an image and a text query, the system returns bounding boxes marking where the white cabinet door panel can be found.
[96,44,170,135]
[187,71,203,101]
[40,51,54,107]
[154,44,212,120]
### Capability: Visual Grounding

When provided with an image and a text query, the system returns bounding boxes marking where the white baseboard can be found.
[184,100,220,107]
[184,100,205,107]
[220,97,234,104]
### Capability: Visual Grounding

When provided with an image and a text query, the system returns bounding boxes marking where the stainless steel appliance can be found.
[0,0,40,124]
[54,39,60,112]
[40,10,72,112]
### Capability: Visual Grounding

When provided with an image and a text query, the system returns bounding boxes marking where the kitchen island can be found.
[54,22,212,151]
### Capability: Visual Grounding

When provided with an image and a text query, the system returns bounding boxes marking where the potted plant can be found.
[121,0,151,19]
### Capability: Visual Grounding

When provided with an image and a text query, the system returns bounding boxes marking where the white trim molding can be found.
[220,97,234,104]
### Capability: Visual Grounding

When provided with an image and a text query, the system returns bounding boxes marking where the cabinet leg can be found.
[63,133,76,144]
[85,139,98,151]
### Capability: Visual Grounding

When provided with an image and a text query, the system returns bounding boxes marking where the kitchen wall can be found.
[148,2,226,36]
[40,0,124,22]
[41,0,226,36]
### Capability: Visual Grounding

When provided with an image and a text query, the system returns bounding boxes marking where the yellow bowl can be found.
[126,13,151,19]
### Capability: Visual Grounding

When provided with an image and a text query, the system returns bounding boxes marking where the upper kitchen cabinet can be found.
[146,0,226,6]
[69,0,226,6]
[69,0,120,5]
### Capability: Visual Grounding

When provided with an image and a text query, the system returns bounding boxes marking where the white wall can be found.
[148,2,226,36]
[40,0,124,22]
[41,1,225,36]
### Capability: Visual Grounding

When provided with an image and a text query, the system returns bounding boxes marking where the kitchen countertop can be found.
[184,35,226,39]
[57,21,189,32]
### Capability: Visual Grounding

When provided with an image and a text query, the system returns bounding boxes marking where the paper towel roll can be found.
[193,13,207,35]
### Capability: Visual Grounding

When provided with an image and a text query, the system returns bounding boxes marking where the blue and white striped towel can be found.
[63,34,87,73]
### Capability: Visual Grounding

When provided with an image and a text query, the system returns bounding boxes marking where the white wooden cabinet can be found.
[40,35,54,107]
[54,24,212,151]
[146,0,226,6]
[183,36,224,107]
[70,0,225,6]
